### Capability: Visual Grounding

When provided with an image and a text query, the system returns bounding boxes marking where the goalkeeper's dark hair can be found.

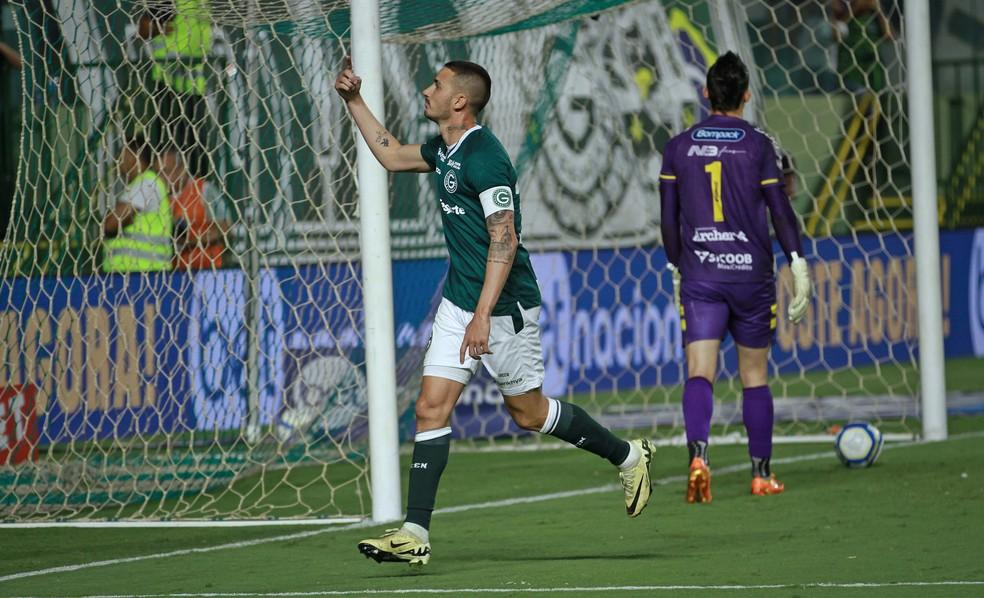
[444,60,491,115]
[124,133,153,168]
[706,51,749,112]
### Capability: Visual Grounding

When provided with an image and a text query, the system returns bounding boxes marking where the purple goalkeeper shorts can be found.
[680,279,777,348]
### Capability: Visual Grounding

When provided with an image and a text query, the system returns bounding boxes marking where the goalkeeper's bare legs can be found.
[737,344,784,495]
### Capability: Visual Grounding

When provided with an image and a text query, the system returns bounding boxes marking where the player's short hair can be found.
[443,60,492,115]
[706,51,749,112]
[124,134,153,168]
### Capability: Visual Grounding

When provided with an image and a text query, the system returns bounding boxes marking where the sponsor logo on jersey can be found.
[447,158,462,170]
[437,147,447,161]
[692,227,749,243]
[694,250,754,270]
[444,170,458,193]
[686,145,748,158]
[441,199,465,216]
[687,144,721,157]
[691,127,745,142]
[493,188,512,208]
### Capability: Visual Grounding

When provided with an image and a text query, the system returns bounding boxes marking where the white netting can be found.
[0,0,919,521]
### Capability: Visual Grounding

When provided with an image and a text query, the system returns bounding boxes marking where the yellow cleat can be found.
[686,456,712,504]
[358,528,431,567]
[620,438,654,517]
[750,474,785,496]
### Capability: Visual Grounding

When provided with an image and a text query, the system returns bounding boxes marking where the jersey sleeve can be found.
[759,135,804,262]
[468,148,516,218]
[419,135,441,170]
[658,139,681,267]
[659,138,677,183]
[759,133,785,189]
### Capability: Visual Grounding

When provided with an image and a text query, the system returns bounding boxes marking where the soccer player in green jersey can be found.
[336,57,655,566]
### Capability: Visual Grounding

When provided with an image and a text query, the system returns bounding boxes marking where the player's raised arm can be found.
[335,57,430,173]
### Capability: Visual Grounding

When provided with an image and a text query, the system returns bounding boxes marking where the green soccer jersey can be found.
[420,125,541,316]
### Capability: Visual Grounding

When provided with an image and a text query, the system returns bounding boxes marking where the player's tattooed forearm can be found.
[374,130,391,147]
[486,211,511,226]
[488,235,515,264]
[486,211,517,265]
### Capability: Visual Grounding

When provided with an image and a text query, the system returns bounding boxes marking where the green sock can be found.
[541,398,630,466]
[404,427,452,530]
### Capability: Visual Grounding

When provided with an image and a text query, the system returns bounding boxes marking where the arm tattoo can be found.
[374,129,391,147]
[486,211,517,265]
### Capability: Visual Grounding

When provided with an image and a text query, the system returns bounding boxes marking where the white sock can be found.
[401,521,429,543]
[618,440,641,470]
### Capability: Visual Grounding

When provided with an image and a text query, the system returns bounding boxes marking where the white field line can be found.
[5,518,364,529]
[14,580,984,596]
[2,431,983,587]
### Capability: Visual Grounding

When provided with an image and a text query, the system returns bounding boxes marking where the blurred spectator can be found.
[159,147,231,270]
[136,0,212,178]
[0,41,20,70]
[102,135,173,273]
[0,15,19,238]
[831,0,894,93]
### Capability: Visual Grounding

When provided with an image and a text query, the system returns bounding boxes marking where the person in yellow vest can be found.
[137,0,211,178]
[102,135,173,273]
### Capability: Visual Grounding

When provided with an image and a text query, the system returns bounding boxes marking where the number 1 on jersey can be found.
[704,160,724,222]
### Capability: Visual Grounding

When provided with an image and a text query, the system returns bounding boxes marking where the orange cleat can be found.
[750,474,785,496]
[686,457,712,503]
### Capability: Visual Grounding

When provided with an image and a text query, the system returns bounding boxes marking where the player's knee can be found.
[509,409,544,431]
[414,395,449,428]
[688,364,716,381]
[739,370,768,388]
[504,400,546,431]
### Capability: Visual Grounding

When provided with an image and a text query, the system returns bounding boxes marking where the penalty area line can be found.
[2,430,983,586]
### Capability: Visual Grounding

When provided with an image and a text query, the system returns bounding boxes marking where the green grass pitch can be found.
[1,416,983,597]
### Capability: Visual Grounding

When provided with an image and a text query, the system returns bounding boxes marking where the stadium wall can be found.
[1,229,982,447]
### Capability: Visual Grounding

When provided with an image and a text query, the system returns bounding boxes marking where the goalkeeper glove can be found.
[788,252,812,324]
[667,263,681,308]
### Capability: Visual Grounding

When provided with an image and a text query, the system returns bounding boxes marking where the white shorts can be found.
[422,297,545,396]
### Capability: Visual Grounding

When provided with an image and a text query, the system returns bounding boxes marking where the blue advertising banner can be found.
[1,230,980,444]
[0,273,193,443]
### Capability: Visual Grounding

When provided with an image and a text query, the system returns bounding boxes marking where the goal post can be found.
[0,0,972,524]
[903,0,947,442]
[350,0,402,524]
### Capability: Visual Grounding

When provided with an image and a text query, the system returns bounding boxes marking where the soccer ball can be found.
[834,422,884,468]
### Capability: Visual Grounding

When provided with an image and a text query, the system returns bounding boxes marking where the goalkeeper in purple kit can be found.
[659,52,812,502]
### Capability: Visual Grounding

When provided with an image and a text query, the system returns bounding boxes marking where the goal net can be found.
[0,0,919,522]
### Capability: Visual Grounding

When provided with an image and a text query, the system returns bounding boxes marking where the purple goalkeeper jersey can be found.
[659,114,802,283]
